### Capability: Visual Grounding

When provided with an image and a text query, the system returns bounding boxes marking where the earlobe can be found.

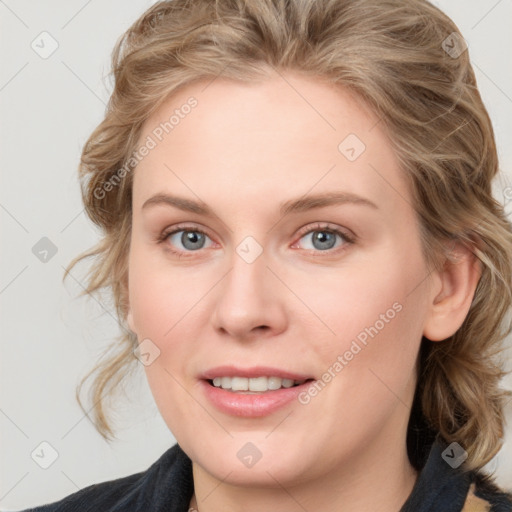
[127,309,136,333]
[423,243,482,342]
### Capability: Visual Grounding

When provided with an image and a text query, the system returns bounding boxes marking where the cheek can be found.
[127,250,203,434]
[303,243,427,375]
[293,254,426,451]
[308,257,415,333]
[128,247,203,338]
[127,248,211,402]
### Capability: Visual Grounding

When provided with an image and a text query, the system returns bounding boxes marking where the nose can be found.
[211,246,288,341]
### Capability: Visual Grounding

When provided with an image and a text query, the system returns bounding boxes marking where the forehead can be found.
[132,72,410,217]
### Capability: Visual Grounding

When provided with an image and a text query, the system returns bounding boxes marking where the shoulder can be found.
[462,472,512,512]
[14,443,194,512]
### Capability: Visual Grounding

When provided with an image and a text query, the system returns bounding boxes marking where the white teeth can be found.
[281,378,294,388]
[249,376,267,392]
[268,376,281,390]
[231,377,249,391]
[210,376,306,392]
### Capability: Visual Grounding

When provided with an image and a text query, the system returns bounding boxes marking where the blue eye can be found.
[303,231,338,250]
[166,229,213,251]
[298,228,349,251]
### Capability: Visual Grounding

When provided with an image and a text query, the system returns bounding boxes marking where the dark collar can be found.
[400,434,472,511]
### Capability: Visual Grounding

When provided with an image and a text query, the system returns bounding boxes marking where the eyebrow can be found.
[141,191,378,216]
[280,191,378,215]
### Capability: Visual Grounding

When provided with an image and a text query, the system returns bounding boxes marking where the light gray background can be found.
[1,1,511,509]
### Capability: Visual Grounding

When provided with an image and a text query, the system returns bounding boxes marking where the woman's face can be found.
[127,72,435,485]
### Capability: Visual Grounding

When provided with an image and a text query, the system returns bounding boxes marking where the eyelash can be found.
[156,222,356,257]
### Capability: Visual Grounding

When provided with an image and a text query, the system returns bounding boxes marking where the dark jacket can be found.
[17,435,512,512]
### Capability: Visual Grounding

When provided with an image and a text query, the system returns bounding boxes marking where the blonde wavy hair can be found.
[66,0,512,473]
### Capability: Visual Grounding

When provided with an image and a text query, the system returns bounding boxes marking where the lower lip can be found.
[200,379,313,417]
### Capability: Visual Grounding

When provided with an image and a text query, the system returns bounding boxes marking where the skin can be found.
[126,71,480,512]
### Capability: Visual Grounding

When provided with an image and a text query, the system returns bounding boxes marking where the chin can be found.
[194,438,312,485]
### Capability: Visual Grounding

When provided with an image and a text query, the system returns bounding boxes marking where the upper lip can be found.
[200,366,314,381]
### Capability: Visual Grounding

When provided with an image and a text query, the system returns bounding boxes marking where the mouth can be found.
[206,376,315,394]
[200,371,317,417]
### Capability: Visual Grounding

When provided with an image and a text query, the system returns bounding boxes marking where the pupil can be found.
[313,231,335,250]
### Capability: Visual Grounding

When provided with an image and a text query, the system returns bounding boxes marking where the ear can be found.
[423,242,481,342]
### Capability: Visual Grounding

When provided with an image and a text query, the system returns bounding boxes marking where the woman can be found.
[20,0,512,510]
